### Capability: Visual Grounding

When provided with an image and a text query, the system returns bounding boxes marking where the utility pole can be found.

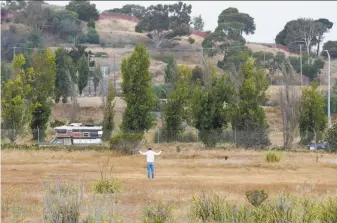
[113,53,116,90]
[300,45,303,87]
[87,55,91,96]
[325,50,331,129]
[13,46,17,59]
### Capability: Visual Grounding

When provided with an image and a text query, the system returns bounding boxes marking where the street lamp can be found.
[325,50,331,129]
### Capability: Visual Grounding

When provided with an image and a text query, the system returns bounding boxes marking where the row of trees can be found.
[1,44,110,143]
[120,44,335,149]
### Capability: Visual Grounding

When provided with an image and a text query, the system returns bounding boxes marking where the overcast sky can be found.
[46,1,337,45]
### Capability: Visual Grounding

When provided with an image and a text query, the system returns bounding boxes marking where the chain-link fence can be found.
[2,127,274,148]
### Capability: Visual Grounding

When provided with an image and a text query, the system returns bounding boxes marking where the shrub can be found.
[325,121,337,153]
[94,52,108,57]
[319,197,337,222]
[109,133,143,154]
[246,190,268,207]
[86,28,100,44]
[76,33,87,44]
[50,119,67,128]
[176,145,181,153]
[43,179,84,223]
[93,179,123,194]
[100,39,107,48]
[188,37,195,44]
[9,24,16,33]
[265,151,282,162]
[151,55,173,64]
[87,19,95,28]
[189,191,251,222]
[141,201,174,223]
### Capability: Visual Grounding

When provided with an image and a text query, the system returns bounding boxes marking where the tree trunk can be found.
[316,39,321,56]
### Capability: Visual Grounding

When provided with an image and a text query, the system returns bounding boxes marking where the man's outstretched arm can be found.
[154,150,162,155]
[138,150,146,155]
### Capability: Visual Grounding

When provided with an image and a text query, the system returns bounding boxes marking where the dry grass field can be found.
[2,144,337,222]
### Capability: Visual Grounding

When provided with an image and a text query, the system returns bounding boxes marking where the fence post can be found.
[157,127,160,144]
[37,127,40,145]
[196,129,198,143]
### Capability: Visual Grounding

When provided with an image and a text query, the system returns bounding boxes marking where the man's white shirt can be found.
[139,150,162,162]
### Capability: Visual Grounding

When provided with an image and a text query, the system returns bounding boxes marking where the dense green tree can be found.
[102,81,116,140]
[1,55,31,143]
[324,80,337,114]
[24,28,44,49]
[77,55,89,95]
[68,45,94,66]
[231,56,270,148]
[121,44,157,133]
[192,15,204,31]
[162,65,192,141]
[275,18,333,56]
[202,7,255,56]
[288,55,324,81]
[29,48,56,140]
[202,8,254,74]
[324,121,337,152]
[87,19,95,28]
[164,56,178,87]
[191,73,234,147]
[50,10,82,39]
[152,84,168,99]
[54,47,76,103]
[135,2,192,48]
[315,18,333,56]
[299,82,327,144]
[86,28,100,44]
[66,0,99,22]
[191,65,204,86]
[1,62,12,82]
[321,41,337,59]
[93,64,103,96]
[107,4,146,19]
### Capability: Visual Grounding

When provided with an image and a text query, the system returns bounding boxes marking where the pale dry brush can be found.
[42,178,84,223]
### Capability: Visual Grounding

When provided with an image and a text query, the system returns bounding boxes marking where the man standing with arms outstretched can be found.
[138,148,162,179]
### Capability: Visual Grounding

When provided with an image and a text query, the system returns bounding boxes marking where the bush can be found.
[151,55,173,64]
[50,119,67,128]
[94,52,108,57]
[109,133,143,154]
[93,179,123,194]
[188,37,195,44]
[325,121,337,152]
[76,33,87,44]
[189,191,251,222]
[319,197,337,222]
[265,151,282,162]
[83,193,124,223]
[141,201,174,223]
[100,39,107,48]
[246,190,268,207]
[43,179,84,223]
[86,28,100,44]
[87,19,95,28]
